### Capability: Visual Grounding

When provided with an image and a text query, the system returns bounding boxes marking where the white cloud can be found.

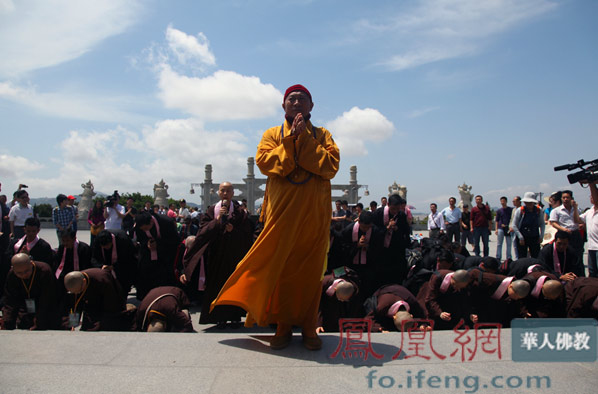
[358,0,557,71]
[0,0,142,77]
[166,25,216,66]
[0,0,14,15]
[0,154,43,179]
[157,65,282,121]
[325,107,394,157]
[15,120,250,200]
[0,82,152,123]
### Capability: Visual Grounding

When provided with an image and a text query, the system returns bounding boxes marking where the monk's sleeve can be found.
[256,128,297,177]
[295,127,340,180]
[424,278,443,318]
[1,279,20,329]
[35,271,57,330]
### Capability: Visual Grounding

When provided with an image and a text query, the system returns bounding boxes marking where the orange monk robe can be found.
[212,120,340,328]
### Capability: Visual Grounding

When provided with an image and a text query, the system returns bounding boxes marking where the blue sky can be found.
[1,0,596,210]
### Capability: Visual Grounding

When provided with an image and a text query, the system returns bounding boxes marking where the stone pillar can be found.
[201,165,215,211]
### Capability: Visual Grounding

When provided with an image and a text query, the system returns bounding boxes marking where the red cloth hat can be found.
[67,195,76,200]
[284,84,311,102]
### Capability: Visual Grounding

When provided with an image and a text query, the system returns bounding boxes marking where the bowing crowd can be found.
[1,181,597,333]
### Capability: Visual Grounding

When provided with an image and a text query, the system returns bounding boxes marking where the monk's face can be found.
[218,184,234,202]
[12,262,34,280]
[24,225,39,241]
[359,222,372,233]
[555,238,569,253]
[282,91,313,121]
[388,204,400,216]
[61,236,75,249]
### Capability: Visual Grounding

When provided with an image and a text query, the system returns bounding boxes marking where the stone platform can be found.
[1,326,596,394]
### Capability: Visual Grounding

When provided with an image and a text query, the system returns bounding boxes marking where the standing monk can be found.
[212,84,340,350]
[182,181,254,327]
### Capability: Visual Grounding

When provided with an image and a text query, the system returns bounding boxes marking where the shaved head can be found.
[509,280,531,299]
[335,281,355,302]
[542,280,563,300]
[450,270,471,290]
[11,253,31,268]
[453,270,470,283]
[185,235,196,250]
[393,311,416,332]
[11,253,34,279]
[148,318,166,332]
[64,271,87,294]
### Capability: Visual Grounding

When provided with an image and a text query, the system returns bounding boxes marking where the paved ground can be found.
[1,229,591,393]
[1,327,596,394]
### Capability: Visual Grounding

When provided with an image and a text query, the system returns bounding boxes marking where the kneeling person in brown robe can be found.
[136,286,194,332]
[2,253,57,330]
[62,268,134,331]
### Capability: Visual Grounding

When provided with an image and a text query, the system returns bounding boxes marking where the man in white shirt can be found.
[441,197,462,243]
[8,190,34,239]
[549,190,584,271]
[581,181,598,277]
[103,193,125,230]
[178,199,190,222]
[427,203,445,239]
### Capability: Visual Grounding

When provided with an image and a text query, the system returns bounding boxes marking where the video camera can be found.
[104,190,120,208]
[554,159,598,184]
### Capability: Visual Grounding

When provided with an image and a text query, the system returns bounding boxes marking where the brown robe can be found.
[565,277,598,318]
[61,268,134,331]
[317,268,364,332]
[184,201,254,324]
[468,268,525,327]
[418,270,471,330]
[365,284,426,332]
[136,286,193,332]
[2,261,57,330]
[522,271,564,318]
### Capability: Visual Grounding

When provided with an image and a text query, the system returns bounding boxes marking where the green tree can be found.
[33,203,53,218]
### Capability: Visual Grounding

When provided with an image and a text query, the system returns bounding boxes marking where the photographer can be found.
[580,181,598,277]
[103,191,125,231]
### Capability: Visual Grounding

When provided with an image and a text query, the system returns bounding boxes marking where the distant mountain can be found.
[30,191,109,208]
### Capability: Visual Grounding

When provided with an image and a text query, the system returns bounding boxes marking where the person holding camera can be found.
[549,190,584,270]
[580,181,598,277]
[103,191,125,231]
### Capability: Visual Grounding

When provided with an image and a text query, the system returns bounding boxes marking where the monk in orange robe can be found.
[212,84,340,350]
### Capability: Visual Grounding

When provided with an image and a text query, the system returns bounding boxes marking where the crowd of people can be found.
[0,179,596,335]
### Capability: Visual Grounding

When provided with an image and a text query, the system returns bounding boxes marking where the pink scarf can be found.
[352,222,371,265]
[527,264,541,274]
[326,278,345,296]
[387,300,410,317]
[383,206,392,248]
[552,244,564,276]
[214,200,234,220]
[491,276,515,300]
[14,235,39,253]
[440,272,455,293]
[144,216,161,260]
[183,246,206,291]
[531,275,548,298]
[55,240,79,279]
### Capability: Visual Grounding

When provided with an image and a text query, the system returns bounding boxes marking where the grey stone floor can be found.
[1,327,596,394]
